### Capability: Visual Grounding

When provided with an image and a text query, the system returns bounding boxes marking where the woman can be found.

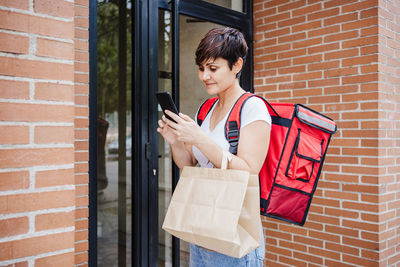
[157,27,271,267]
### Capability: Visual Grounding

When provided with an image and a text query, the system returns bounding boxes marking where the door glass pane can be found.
[158,9,173,267]
[179,14,223,266]
[202,0,244,12]
[97,0,132,266]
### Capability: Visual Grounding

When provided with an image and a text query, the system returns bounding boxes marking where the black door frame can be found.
[89,0,253,266]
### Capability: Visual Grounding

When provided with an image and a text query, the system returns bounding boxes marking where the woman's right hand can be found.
[157,115,179,145]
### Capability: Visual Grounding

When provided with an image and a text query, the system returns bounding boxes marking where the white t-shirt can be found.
[192,96,271,168]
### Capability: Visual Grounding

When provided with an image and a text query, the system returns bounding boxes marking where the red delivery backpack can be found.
[197,92,337,226]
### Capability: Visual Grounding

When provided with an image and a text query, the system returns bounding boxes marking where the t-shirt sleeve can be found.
[240,96,271,129]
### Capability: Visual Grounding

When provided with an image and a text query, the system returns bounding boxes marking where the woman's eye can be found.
[199,67,204,71]
[210,67,217,71]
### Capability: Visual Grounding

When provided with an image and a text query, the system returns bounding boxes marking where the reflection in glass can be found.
[97,0,132,266]
[202,0,243,12]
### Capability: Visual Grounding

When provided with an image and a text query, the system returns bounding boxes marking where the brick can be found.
[342,0,378,13]
[342,199,379,212]
[75,73,89,84]
[308,43,340,54]
[361,25,378,36]
[278,32,306,44]
[0,126,29,144]
[292,21,322,33]
[75,61,89,72]
[324,30,359,43]
[342,73,378,84]
[75,230,88,242]
[0,57,73,81]
[307,213,340,225]
[325,225,359,238]
[75,51,89,62]
[35,126,74,144]
[324,67,358,78]
[75,184,88,196]
[0,171,29,191]
[0,217,29,238]
[278,1,306,12]
[0,232,74,261]
[0,32,29,54]
[75,28,89,39]
[0,190,74,214]
[325,48,359,60]
[36,38,74,60]
[292,3,322,17]
[0,10,74,39]
[293,235,323,247]
[34,0,73,18]
[293,251,323,265]
[265,245,292,257]
[293,71,322,81]
[308,78,339,88]
[279,256,307,267]
[293,37,322,49]
[34,82,74,102]
[279,240,307,252]
[342,36,378,48]
[76,196,88,206]
[264,28,291,39]
[307,7,339,21]
[324,13,358,26]
[0,80,30,100]
[308,25,340,38]
[0,103,74,122]
[35,252,74,267]
[278,65,306,75]
[75,5,89,17]
[342,254,379,266]
[342,55,378,67]
[0,0,29,9]
[325,242,360,256]
[74,252,88,265]
[263,11,290,24]
[35,211,74,231]
[75,219,88,231]
[278,16,306,28]
[35,168,74,188]
[75,207,89,219]
[0,148,73,168]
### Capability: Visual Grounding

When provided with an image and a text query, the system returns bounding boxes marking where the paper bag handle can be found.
[221,150,233,170]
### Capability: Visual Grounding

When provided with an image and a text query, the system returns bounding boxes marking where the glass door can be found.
[134,1,253,266]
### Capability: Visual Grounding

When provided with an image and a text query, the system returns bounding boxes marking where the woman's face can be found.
[198,57,238,95]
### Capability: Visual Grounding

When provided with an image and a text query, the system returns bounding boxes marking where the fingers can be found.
[179,112,193,122]
[165,110,182,123]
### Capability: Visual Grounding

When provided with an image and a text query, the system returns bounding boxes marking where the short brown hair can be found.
[195,27,248,78]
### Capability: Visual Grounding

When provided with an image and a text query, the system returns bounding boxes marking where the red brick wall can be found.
[74,0,90,266]
[254,0,399,266]
[378,0,400,265]
[0,0,89,266]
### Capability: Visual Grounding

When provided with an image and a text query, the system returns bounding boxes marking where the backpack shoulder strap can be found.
[224,92,254,155]
[224,92,277,154]
[196,97,218,126]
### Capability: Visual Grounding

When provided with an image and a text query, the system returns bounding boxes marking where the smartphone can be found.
[156,92,179,123]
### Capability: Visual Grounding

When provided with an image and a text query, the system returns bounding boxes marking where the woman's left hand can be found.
[164,110,206,145]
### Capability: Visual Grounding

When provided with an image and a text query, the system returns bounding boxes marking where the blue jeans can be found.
[189,225,265,267]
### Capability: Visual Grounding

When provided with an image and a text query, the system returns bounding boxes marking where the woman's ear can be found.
[233,57,244,76]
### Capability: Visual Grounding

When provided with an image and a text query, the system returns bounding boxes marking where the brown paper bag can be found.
[162,151,261,258]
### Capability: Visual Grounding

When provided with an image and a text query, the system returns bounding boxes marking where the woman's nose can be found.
[202,70,210,80]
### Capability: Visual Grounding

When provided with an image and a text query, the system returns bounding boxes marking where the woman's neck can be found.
[217,79,245,109]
